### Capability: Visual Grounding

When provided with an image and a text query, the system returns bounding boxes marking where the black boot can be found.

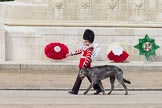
[94,89,102,95]
[68,76,82,95]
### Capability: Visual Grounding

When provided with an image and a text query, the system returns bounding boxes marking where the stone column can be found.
[0,23,5,61]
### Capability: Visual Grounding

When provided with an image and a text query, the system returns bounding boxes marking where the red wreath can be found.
[107,51,129,63]
[44,42,69,60]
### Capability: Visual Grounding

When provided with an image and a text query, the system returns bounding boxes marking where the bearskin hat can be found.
[83,29,95,43]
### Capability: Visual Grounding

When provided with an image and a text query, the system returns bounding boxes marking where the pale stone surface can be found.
[1,1,48,24]
[1,0,162,26]
[0,0,162,62]
[0,61,162,89]
[5,26,44,61]
[0,23,5,61]
[1,69,162,90]
[15,0,47,4]
[0,90,162,108]
[4,26,162,61]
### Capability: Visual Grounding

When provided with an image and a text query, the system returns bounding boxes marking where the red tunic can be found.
[72,46,93,69]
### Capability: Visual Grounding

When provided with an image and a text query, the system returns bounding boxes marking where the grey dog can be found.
[79,65,131,95]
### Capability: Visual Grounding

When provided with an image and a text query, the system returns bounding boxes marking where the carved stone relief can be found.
[107,0,119,20]
[79,0,92,20]
[144,0,159,21]
[132,0,145,21]
[157,0,162,21]
[107,0,119,9]
[94,0,107,20]
[120,0,129,20]
[49,0,64,20]
[159,0,162,9]
[14,0,162,22]
[64,0,77,20]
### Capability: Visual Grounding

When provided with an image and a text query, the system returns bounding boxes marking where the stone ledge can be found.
[4,21,162,28]
[0,61,162,72]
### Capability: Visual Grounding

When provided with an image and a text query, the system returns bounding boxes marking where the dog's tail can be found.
[123,78,131,84]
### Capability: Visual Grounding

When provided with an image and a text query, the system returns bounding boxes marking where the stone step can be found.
[0,61,162,90]
[1,61,162,71]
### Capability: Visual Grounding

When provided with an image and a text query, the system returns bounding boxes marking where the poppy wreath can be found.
[134,34,160,61]
[107,43,129,63]
[107,50,129,62]
[44,42,69,60]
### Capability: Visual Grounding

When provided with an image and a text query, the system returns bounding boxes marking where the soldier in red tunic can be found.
[67,29,102,95]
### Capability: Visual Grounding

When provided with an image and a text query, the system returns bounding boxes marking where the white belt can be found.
[81,56,86,58]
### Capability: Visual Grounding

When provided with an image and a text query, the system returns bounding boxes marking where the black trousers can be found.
[71,72,101,94]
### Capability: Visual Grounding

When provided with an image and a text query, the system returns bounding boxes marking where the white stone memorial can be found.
[0,0,162,61]
[0,21,5,61]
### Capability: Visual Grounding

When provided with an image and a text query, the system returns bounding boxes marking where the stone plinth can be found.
[0,0,162,61]
[1,0,162,26]
[5,26,162,61]
[5,26,43,61]
[1,1,48,24]
[0,22,5,61]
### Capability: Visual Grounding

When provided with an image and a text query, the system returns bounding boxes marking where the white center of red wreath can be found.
[54,46,61,52]
[112,45,123,56]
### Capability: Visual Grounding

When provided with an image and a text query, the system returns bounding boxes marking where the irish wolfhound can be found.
[79,65,131,95]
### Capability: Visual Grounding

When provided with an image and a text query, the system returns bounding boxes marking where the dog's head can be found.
[79,68,89,79]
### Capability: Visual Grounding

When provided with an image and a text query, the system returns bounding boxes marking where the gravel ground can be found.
[0,69,161,90]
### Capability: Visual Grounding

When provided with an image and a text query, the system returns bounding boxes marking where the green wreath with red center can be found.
[134,34,160,60]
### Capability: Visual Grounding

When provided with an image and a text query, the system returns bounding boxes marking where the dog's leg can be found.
[84,82,94,95]
[108,76,115,95]
[97,80,105,95]
[116,74,128,95]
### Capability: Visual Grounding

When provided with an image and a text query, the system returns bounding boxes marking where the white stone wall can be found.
[5,26,43,61]
[1,0,162,26]
[0,0,162,62]
[4,26,162,62]
[0,22,5,61]
[0,1,48,25]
